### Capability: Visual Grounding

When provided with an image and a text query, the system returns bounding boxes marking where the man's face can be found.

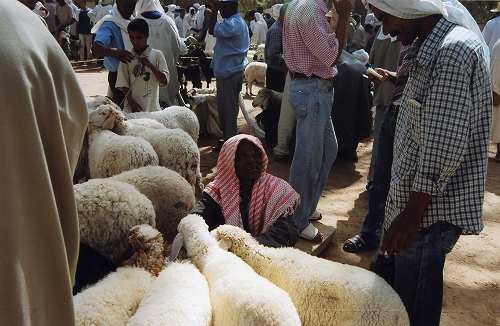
[117,0,137,19]
[129,30,148,52]
[219,2,236,18]
[234,140,263,182]
[370,5,419,45]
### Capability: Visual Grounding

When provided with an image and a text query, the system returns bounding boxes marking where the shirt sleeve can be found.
[482,21,492,46]
[491,45,500,95]
[214,18,240,39]
[192,192,225,230]
[255,214,299,247]
[94,22,113,47]
[299,16,339,67]
[411,46,477,196]
[115,62,130,89]
[155,51,170,87]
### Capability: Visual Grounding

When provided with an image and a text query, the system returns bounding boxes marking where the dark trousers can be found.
[216,71,243,140]
[107,71,125,109]
[372,222,461,326]
[360,106,399,247]
[266,66,287,92]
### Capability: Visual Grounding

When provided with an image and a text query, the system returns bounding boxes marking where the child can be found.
[77,3,93,61]
[116,18,169,113]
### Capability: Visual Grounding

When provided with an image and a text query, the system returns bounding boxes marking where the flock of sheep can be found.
[73,98,410,325]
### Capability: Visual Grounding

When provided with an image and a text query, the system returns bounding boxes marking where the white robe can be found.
[0,2,88,325]
[251,14,268,45]
[491,39,500,143]
[175,15,185,37]
[483,15,500,53]
[139,13,187,106]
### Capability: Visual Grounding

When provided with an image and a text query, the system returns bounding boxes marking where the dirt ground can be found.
[77,70,500,326]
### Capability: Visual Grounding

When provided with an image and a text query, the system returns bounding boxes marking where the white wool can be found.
[126,118,166,130]
[244,61,267,96]
[75,179,156,262]
[111,166,195,242]
[74,267,155,326]
[126,106,200,142]
[177,214,301,326]
[214,225,410,326]
[127,261,211,326]
[130,224,161,242]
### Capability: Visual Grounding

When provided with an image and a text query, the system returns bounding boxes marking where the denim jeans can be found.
[274,72,295,156]
[216,71,244,140]
[360,106,399,247]
[288,78,338,231]
[371,222,462,326]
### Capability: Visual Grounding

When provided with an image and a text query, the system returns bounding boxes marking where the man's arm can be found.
[208,2,218,35]
[92,23,134,63]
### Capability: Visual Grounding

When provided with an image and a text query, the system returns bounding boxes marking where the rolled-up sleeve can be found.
[412,48,473,196]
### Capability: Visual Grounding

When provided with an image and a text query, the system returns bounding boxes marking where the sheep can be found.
[126,106,200,143]
[74,225,164,326]
[244,61,267,96]
[111,166,195,242]
[124,123,202,192]
[74,179,156,263]
[88,104,159,178]
[175,214,301,326]
[127,261,212,326]
[85,95,115,111]
[213,225,410,326]
[252,88,283,147]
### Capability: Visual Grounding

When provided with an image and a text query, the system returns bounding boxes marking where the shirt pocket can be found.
[289,81,316,119]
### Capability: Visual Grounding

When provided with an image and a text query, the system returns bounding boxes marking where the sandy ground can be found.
[77,70,500,326]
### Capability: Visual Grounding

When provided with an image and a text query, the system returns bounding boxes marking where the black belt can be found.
[290,71,332,81]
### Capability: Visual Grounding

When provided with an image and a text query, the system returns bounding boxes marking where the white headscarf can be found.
[135,0,165,16]
[167,4,177,19]
[91,4,133,50]
[193,3,200,9]
[271,4,283,20]
[368,0,489,65]
[195,5,205,30]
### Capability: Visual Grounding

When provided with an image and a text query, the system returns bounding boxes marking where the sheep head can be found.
[252,88,272,109]
[88,104,128,134]
[123,224,165,276]
[176,214,218,259]
[212,224,260,254]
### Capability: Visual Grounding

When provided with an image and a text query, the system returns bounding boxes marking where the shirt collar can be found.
[416,18,455,68]
[134,45,152,57]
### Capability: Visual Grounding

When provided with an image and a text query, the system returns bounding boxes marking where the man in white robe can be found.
[0,2,88,325]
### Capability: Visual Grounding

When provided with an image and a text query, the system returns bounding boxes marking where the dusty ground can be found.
[77,70,500,326]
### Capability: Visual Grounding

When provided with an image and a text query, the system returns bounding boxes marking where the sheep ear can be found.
[169,233,184,261]
[218,238,232,251]
[101,113,115,130]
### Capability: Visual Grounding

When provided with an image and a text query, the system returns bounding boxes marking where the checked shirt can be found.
[385,18,492,234]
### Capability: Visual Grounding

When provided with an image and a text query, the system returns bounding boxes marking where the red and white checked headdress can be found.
[205,135,300,235]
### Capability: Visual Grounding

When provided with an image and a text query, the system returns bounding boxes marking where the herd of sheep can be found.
[73,98,410,325]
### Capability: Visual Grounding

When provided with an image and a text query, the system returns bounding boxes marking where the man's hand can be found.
[381,192,431,255]
[113,49,134,63]
[333,0,353,18]
[139,57,153,69]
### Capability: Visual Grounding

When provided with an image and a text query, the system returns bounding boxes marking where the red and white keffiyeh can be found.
[205,135,300,235]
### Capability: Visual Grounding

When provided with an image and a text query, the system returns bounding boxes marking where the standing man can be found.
[55,0,75,57]
[208,0,249,152]
[92,0,137,107]
[482,2,500,52]
[77,3,93,61]
[264,4,287,92]
[175,8,186,37]
[368,0,491,325]
[283,0,352,241]
[1,2,88,325]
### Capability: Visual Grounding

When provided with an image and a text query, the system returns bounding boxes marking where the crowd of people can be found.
[4,0,500,325]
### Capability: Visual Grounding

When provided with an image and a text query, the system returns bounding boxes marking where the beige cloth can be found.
[491,39,500,143]
[0,2,87,325]
[116,46,169,112]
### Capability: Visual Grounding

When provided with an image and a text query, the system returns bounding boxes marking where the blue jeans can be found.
[360,106,399,247]
[371,222,462,326]
[289,78,338,231]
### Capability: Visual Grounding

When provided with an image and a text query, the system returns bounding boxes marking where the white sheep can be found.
[244,61,267,96]
[74,179,156,262]
[176,214,301,326]
[127,261,212,326]
[111,166,195,242]
[88,105,159,178]
[126,106,200,142]
[124,122,202,192]
[85,95,115,111]
[214,225,410,326]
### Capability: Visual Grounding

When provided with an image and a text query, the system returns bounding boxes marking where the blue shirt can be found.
[94,21,124,72]
[212,13,249,78]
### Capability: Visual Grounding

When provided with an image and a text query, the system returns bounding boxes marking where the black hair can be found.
[127,18,149,36]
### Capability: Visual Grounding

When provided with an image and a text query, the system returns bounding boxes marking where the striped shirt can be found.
[283,0,339,79]
[385,18,492,235]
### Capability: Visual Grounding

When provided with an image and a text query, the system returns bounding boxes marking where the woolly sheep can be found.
[111,166,195,242]
[214,225,410,326]
[126,106,200,142]
[74,179,156,262]
[176,214,301,326]
[128,261,212,326]
[88,105,159,178]
[74,225,164,326]
[85,95,115,111]
[244,61,267,96]
[124,123,202,192]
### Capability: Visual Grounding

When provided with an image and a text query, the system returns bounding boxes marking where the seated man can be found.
[193,134,300,247]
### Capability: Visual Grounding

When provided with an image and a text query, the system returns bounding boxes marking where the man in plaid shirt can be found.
[283,0,352,241]
[368,0,492,325]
